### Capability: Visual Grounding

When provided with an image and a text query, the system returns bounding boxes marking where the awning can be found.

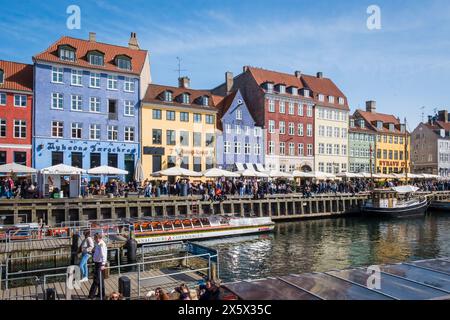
[238,169,269,178]
[40,164,86,175]
[392,185,419,193]
[0,163,37,174]
[268,170,292,178]
[202,168,240,178]
[87,165,128,175]
[152,166,202,177]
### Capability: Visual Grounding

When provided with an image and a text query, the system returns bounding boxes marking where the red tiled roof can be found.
[142,83,217,111]
[214,90,239,131]
[356,110,405,134]
[301,74,349,110]
[435,121,450,131]
[247,66,304,89]
[33,36,147,76]
[0,60,33,92]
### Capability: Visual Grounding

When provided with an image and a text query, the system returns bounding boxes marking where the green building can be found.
[348,116,376,173]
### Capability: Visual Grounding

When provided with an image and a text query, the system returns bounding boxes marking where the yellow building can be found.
[141,78,217,177]
[354,101,410,174]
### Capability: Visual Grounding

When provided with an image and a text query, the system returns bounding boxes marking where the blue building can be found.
[215,90,265,171]
[32,32,150,181]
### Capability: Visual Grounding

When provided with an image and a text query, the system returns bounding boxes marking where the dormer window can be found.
[202,96,209,106]
[236,109,242,120]
[400,124,406,133]
[88,51,104,66]
[0,69,3,84]
[265,82,274,93]
[328,96,335,103]
[318,94,325,102]
[116,55,132,70]
[389,123,395,132]
[359,119,365,128]
[289,87,298,95]
[338,97,344,105]
[278,85,286,94]
[164,91,173,102]
[59,45,76,62]
[303,89,310,97]
[376,121,383,130]
[350,119,355,128]
[181,93,190,104]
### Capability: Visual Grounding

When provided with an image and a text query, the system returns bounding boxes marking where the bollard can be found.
[45,288,56,300]
[118,276,131,299]
[125,238,137,272]
[70,233,80,265]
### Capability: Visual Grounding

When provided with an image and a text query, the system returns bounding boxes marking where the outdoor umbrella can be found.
[87,165,128,175]
[152,166,202,177]
[134,160,145,182]
[238,169,269,178]
[268,170,293,178]
[40,163,86,175]
[202,168,240,178]
[292,171,315,178]
[0,163,37,174]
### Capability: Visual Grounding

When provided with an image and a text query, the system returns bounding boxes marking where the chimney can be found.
[89,32,96,42]
[243,66,249,73]
[438,110,448,123]
[295,71,302,78]
[428,115,433,125]
[316,72,323,79]
[128,32,140,50]
[178,76,190,89]
[225,71,234,94]
[366,100,377,113]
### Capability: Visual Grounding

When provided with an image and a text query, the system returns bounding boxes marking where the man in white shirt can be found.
[88,233,107,299]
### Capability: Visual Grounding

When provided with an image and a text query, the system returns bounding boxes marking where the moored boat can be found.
[429,200,450,211]
[362,186,429,218]
[128,216,275,244]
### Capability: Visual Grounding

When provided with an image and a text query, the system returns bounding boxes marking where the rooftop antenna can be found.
[175,57,187,78]
[420,106,425,123]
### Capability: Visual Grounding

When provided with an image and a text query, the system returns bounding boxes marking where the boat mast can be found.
[404,117,408,184]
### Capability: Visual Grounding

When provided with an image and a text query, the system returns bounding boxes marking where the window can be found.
[279,121,285,134]
[0,93,5,105]
[14,120,26,138]
[0,69,4,84]
[180,112,189,122]
[276,101,285,114]
[224,141,231,154]
[181,93,190,104]
[307,124,313,137]
[108,125,118,141]
[89,97,100,113]
[307,144,313,156]
[288,123,295,135]
[319,162,324,172]
[342,145,347,156]
[194,113,202,123]
[341,128,347,139]
[298,143,304,156]
[298,104,304,116]
[193,157,202,172]
[166,111,175,121]
[236,109,242,120]
[71,152,83,168]
[107,75,118,90]
[124,77,135,92]
[14,95,27,107]
[383,150,387,159]
[52,151,64,166]
[280,142,285,155]
[235,125,241,134]
[268,99,275,112]
[318,143,324,154]
[394,150,399,160]
[289,102,295,115]
[394,136,398,144]
[234,142,241,154]
[389,150,393,160]
[326,163,332,173]
[269,141,275,155]
[152,109,162,119]
[279,85,286,94]
[245,126,250,135]
[389,135,393,144]
[108,153,118,168]
[225,124,232,134]
[117,57,131,70]
[166,130,176,145]
[334,144,340,155]
[52,67,64,83]
[70,70,83,86]
[289,143,295,156]
[318,94,325,102]
[268,120,275,133]
[124,126,134,142]
[400,151,404,160]
[124,101,134,116]
[254,127,261,137]
[90,153,101,168]
[180,131,189,146]
[52,121,63,138]
[254,143,261,155]
[206,133,214,147]
[89,53,104,66]
[52,93,63,110]
[164,91,173,102]
[303,89,310,98]
[193,132,201,147]
[205,115,214,124]
[307,105,313,117]
[89,73,101,88]
[13,152,27,165]
[339,97,345,105]
[90,124,100,140]
[71,122,82,139]
[318,125,324,137]
[326,126,332,137]
[266,83,274,93]
[202,96,209,106]
[334,127,340,138]
[71,95,82,111]
[152,129,162,144]
[326,144,332,155]
[244,143,251,155]
[0,119,6,137]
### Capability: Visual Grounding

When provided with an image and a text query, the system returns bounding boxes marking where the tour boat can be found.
[128,216,275,244]
[429,200,450,212]
[362,186,429,218]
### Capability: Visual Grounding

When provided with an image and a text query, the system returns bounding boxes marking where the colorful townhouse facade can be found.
[141,77,217,176]
[0,60,34,166]
[214,89,265,171]
[411,110,450,177]
[353,101,410,174]
[32,32,150,181]
[348,115,376,173]
[212,67,317,173]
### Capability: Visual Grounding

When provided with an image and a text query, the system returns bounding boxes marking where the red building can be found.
[0,60,33,166]
[213,67,316,172]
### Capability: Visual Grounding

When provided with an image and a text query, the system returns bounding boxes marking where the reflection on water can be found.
[198,213,450,282]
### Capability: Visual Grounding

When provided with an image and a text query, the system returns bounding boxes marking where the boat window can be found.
[192,219,202,228]
[152,222,163,231]
[163,221,174,230]
[173,220,183,229]
[182,220,192,228]
[200,218,211,226]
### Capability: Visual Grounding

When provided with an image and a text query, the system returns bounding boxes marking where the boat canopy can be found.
[391,185,419,194]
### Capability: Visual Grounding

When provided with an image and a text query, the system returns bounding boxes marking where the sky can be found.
[1,0,450,129]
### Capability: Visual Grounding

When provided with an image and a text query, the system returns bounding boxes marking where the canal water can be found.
[199,212,450,282]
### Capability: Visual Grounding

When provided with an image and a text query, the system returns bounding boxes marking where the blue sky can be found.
[1,0,450,128]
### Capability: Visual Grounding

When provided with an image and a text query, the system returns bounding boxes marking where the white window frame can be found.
[124,100,134,116]
[124,126,135,142]
[51,93,63,110]
[124,77,135,92]
[71,122,82,139]
[236,109,242,120]
[244,143,251,155]
[13,120,27,139]
[288,102,295,115]
[224,141,231,154]
[268,120,275,134]
[298,123,304,136]
[51,121,64,138]
[298,143,304,156]
[90,124,100,140]
[107,75,118,90]
[234,142,241,155]
[307,124,313,137]
[14,95,27,107]
[51,67,64,84]
[71,95,83,111]
[89,97,100,113]
[107,125,118,141]
[89,72,101,88]
[269,141,275,155]
[268,99,275,112]
[254,143,261,155]
[0,92,6,106]
[307,144,313,156]
[307,105,313,117]
[279,121,285,134]
[279,101,285,114]
[71,69,83,86]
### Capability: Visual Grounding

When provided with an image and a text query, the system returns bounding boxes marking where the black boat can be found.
[429,200,450,212]
[363,186,429,218]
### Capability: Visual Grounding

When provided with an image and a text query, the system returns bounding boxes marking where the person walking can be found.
[88,233,108,299]
[79,230,94,282]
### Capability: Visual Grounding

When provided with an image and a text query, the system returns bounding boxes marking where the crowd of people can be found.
[0,177,39,199]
